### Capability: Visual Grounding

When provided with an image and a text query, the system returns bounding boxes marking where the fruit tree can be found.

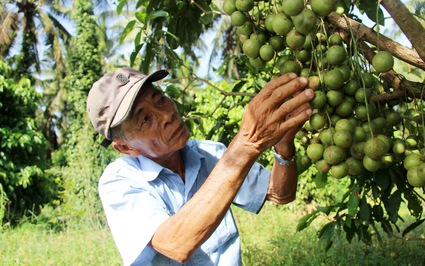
[118,0,425,249]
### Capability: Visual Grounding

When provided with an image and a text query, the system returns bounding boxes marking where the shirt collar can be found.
[135,140,205,182]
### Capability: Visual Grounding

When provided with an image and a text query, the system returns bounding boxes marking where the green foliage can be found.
[0,61,55,224]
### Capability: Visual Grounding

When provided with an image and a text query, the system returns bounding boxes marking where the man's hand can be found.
[238,73,314,154]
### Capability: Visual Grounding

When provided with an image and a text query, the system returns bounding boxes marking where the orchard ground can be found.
[1,201,424,266]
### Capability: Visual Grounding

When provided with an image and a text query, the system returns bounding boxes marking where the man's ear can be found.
[112,139,141,157]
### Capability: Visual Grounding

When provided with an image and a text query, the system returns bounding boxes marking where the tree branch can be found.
[380,0,425,62]
[326,12,425,71]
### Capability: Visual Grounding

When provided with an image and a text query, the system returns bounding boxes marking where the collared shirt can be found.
[98,140,270,266]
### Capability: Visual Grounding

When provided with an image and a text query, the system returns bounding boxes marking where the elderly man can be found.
[87,67,313,265]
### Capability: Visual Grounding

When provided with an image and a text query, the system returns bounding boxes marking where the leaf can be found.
[318,222,335,252]
[403,219,425,236]
[296,210,319,232]
[147,10,169,20]
[120,20,136,44]
[358,0,385,26]
[358,197,370,225]
[404,189,423,218]
[314,171,327,188]
[347,186,360,217]
[383,189,402,223]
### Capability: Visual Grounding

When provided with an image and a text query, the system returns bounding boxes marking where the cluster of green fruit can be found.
[223,0,425,187]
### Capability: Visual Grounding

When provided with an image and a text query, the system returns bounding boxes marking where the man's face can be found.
[119,85,190,159]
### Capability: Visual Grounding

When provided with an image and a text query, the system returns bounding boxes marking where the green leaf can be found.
[147,10,169,20]
[403,219,425,236]
[314,171,328,188]
[135,10,147,23]
[296,210,319,231]
[120,20,136,44]
[358,0,385,26]
[347,186,360,217]
[318,222,335,252]
[404,189,423,218]
[358,197,370,225]
[116,0,126,15]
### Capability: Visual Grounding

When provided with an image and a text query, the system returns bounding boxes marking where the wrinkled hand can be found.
[239,73,314,154]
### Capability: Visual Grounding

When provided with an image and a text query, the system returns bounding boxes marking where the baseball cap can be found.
[87,67,169,147]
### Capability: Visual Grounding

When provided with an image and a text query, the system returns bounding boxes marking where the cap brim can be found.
[110,70,169,128]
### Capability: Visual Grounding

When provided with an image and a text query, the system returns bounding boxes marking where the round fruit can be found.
[235,0,254,12]
[238,20,254,35]
[326,45,347,65]
[316,159,331,172]
[372,51,394,73]
[231,11,247,26]
[324,69,345,90]
[310,113,327,131]
[333,130,352,148]
[404,153,422,170]
[363,155,382,172]
[326,90,343,106]
[330,162,349,179]
[350,141,366,160]
[296,49,312,63]
[328,33,343,45]
[385,110,402,126]
[265,13,277,32]
[343,80,360,96]
[286,29,306,50]
[272,13,293,36]
[407,166,425,187]
[250,32,266,45]
[346,157,365,176]
[323,145,346,165]
[269,35,286,52]
[311,90,327,109]
[249,57,266,68]
[223,0,237,15]
[405,135,419,150]
[311,0,336,17]
[335,100,354,117]
[319,128,335,146]
[282,0,305,16]
[364,137,389,160]
[335,118,355,133]
[259,44,275,61]
[392,139,405,155]
[336,65,351,82]
[307,143,325,161]
[308,76,321,90]
[361,72,375,87]
[352,126,366,142]
[354,87,372,103]
[280,60,301,75]
[242,38,261,58]
[292,8,318,35]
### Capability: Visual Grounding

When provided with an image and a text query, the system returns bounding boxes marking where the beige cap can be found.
[87,67,169,147]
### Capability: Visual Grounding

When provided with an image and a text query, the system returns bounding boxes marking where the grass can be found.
[1,203,424,266]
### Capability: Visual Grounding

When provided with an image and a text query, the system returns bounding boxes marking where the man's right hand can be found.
[237,73,314,154]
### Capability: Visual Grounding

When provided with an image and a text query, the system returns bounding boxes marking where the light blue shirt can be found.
[98,140,270,265]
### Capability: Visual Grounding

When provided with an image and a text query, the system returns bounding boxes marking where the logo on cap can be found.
[116,73,129,85]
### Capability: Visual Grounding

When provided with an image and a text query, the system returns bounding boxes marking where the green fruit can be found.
[250,32,267,45]
[308,76,321,90]
[335,65,351,82]
[235,0,254,12]
[324,69,345,90]
[346,157,365,176]
[282,0,305,16]
[333,130,352,148]
[265,13,277,32]
[249,57,266,68]
[354,87,372,103]
[296,49,312,63]
[310,113,327,131]
[311,0,336,17]
[330,162,349,179]
[326,45,347,65]
[280,60,301,75]
[392,139,405,155]
[335,100,354,117]
[307,143,325,161]
[242,38,261,58]
[361,72,375,87]
[407,166,425,187]
[231,11,247,26]
[343,80,360,96]
[286,29,306,50]
[326,90,343,107]
[269,35,286,52]
[385,110,402,126]
[316,159,331,172]
[311,90,327,109]
[364,137,389,160]
[352,126,366,142]
[319,127,335,146]
[372,51,394,73]
[272,13,293,36]
[404,153,422,170]
[323,145,346,165]
[328,33,343,45]
[350,141,366,160]
[335,118,355,134]
[292,8,318,35]
[363,155,382,172]
[405,135,419,150]
[223,0,237,15]
[259,44,275,61]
